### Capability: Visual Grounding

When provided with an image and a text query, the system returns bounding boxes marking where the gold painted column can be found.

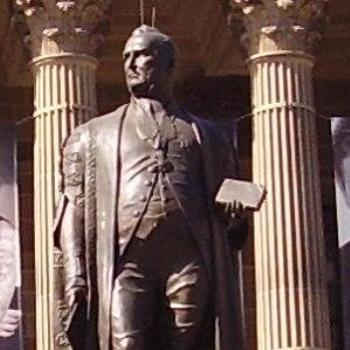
[229,1,331,349]
[15,1,110,349]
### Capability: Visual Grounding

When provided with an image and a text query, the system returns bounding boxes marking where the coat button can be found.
[147,165,157,173]
[133,210,140,218]
[140,194,147,202]
[144,179,152,186]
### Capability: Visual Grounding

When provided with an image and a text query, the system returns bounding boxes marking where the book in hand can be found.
[215,179,266,211]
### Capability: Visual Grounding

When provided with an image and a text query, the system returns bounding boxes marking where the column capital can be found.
[227,0,329,57]
[15,0,111,58]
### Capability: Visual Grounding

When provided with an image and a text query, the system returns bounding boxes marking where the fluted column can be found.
[15,1,110,349]
[228,1,331,349]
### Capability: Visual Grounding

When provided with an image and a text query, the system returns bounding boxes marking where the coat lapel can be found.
[93,105,128,350]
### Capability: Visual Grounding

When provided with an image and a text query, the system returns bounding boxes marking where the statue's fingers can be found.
[0,320,18,333]
[3,310,21,324]
[6,309,21,317]
[237,202,243,215]
[233,200,238,213]
[224,202,231,214]
[0,329,15,338]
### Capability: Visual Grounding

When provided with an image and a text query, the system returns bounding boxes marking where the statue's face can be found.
[123,35,171,97]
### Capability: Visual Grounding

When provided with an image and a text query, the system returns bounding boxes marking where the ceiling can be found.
[1,0,350,88]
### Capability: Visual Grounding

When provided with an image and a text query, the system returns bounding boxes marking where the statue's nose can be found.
[126,60,135,71]
[125,53,136,71]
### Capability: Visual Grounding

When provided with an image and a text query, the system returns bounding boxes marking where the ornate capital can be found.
[15,0,111,58]
[227,0,329,57]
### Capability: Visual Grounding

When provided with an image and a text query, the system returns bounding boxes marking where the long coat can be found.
[55,104,246,350]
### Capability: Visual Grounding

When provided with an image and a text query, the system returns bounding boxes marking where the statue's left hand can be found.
[224,200,249,249]
[224,200,246,222]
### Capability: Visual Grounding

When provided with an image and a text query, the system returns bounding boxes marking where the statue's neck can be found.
[130,80,173,106]
[131,95,173,108]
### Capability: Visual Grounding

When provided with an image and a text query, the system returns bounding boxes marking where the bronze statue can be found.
[54,25,248,350]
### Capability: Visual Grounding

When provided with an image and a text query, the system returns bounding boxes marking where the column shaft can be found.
[251,53,330,350]
[227,2,332,348]
[33,54,97,348]
[15,2,110,347]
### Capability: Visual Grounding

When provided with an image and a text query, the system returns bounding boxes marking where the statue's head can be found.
[123,25,176,100]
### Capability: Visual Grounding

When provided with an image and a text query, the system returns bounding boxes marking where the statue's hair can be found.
[127,25,177,69]
[131,25,164,37]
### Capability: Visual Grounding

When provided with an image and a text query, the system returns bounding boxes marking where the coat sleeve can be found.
[221,132,249,250]
[56,126,87,294]
[190,115,249,250]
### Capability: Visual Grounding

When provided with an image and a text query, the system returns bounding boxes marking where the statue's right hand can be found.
[0,309,22,338]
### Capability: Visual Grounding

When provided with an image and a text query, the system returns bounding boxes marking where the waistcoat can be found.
[118,99,209,246]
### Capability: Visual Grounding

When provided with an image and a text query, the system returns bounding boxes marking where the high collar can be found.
[130,97,181,116]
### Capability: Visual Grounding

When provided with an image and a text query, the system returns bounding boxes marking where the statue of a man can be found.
[55,25,247,350]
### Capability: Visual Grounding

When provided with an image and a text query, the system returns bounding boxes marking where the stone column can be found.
[15,1,110,349]
[228,1,331,349]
